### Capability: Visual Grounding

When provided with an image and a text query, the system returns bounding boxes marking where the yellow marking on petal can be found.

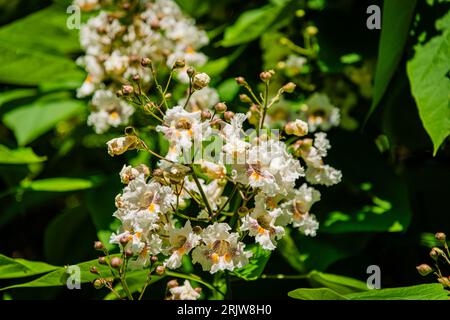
[185,46,194,54]
[110,111,119,120]
[148,203,156,213]
[257,226,266,234]
[211,253,219,264]
[86,75,93,83]
[224,253,232,263]
[250,172,261,181]
[135,232,142,238]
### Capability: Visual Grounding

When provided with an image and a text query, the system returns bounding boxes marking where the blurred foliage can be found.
[0,0,449,299]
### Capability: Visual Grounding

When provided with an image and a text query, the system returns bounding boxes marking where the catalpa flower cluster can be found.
[104,63,342,282]
[74,0,211,133]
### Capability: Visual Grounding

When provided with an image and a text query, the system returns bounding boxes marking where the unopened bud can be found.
[194,287,202,294]
[282,82,296,93]
[193,226,203,234]
[238,206,249,216]
[141,57,152,67]
[239,94,252,104]
[224,111,235,121]
[192,73,210,90]
[110,257,123,269]
[93,278,104,289]
[430,247,443,261]
[285,119,308,137]
[125,249,133,257]
[94,241,104,250]
[90,266,99,275]
[437,277,450,287]
[201,110,212,121]
[306,26,318,36]
[151,255,158,263]
[167,279,179,288]
[152,168,164,178]
[173,58,186,69]
[235,77,246,86]
[98,256,107,265]
[416,264,433,276]
[214,102,227,113]
[435,232,446,242]
[119,235,129,246]
[156,265,165,275]
[296,9,305,17]
[107,135,139,157]
[116,90,123,98]
[121,85,134,95]
[186,67,195,77]
[249,104,259,113]
[259,70,273,82]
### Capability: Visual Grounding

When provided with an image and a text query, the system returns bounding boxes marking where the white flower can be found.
[197,160,226,180]
[301,93,340,132]
[74,0,100,12]
[114,177,176,231]
[313,132,331,157]
[296,213,319,237]
[305,165,342,186]
[192,223,252,273]
[106,135,139,156]
[280,184,320,225]
[183,177,225,211]
[168,280,200,300]
[285,119,309,137]
[284,54,307,75]
[119,164,150,184]
[88,90,134,134]
[236,139,304,196]
[164,221,201,269]
[240,193,285,250]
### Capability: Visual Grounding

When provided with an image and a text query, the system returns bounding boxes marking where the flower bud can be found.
[224,111,235,121]
[90,266,99,275]
[239,94,252,104]
[435,232,446,242]
[141,57,152,67]
[167,280,179,288]
[285,119,308,137]
[107,135,139,157]
[416,264,433,276]
[93,278,104,289]
[235,77,246,86]
[152,168,164,178]
[201,110,212,121]
[238,206,249,216]
[249,104,259,113]
[132,74,140,82]
[306,26,318,36]
[192,72,210,90]
[193,226,203,234]
[437,277,450,287]
[116,90,123,98]
[125,249,133,257]
[282,82,296,93]
[119,235,130,246]
[296,9,305,17]
[186,67,195,77]
[214,102,227,113]
[151,255,158,263]
[194,287,202,294]
[121,85,134,95]
[98,256,107,265]
[173,58,186,69]
[94,241,104,250]
[259,70,273,82]
[110,257,123,269]
[156,265,165,275]
[430,247,443,261]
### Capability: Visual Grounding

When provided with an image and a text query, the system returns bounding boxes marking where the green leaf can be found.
[407,11,450,154]
[288,288,348,300]
[221,4,289,47]
[369,0,418,117]
[3,94,85,146]
[25,178,95,192]
[0,257,113,291]
[0,5,80,55]
[276,228,306,273]
[346,284,449,300]
[0,145,46,164]
[0,89,37,108]
[307,271,368,295]
[0,254,58,279]
[0,44,83,86]
[232,244,271,280]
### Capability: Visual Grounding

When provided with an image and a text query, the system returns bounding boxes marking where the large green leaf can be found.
[0,257,113,291]
[288,288,348,300]
[369,0,418,116]
[407,11,450,154]
[220,2,293,47]
[0,5,80,55]
[0,254,58,279]
[232,244,271,281]
[3,93,85,146]
[0,145,46,164]
[289,284,448,300]
[0,89,37,109]
[307,271,368,295]
[24,177,96,192]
